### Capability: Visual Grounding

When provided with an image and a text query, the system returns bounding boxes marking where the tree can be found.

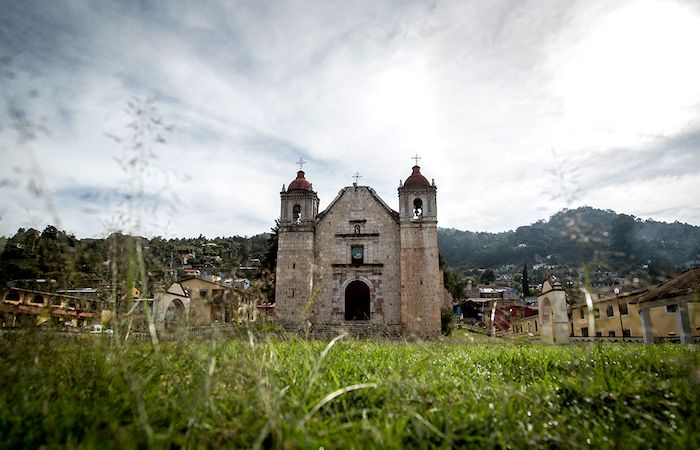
[480,269,495,285]
[610,214,636,255]
[41,225,58,240]
[263,221,279,272]
[261,222,280,303]
[522,263,530,296]
[443,266,466,300]
[441,308,454,336]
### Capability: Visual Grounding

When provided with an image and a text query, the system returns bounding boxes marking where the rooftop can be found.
[288,170,313,190]
[631,268,700,304]
[403,165,431,187]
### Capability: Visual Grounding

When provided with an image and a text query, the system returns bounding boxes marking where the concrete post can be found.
[639,307,653,344]
[676,301,693,344]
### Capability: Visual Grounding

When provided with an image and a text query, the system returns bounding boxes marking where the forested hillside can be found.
[1,207,698,289]
[438,207,700,275]
[0,227,272,289]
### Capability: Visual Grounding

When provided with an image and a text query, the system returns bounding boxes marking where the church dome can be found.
[288,170,313,190]
[404,165,430,187]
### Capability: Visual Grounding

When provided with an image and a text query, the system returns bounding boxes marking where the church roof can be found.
[403,165,431,187]
[288,170,313,190]
[316,186,400,223]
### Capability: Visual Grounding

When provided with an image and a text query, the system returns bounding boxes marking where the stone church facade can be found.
[274,164,443,336]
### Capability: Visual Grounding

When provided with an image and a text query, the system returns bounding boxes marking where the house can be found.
[179,276,259,326]
[630,268,700,343]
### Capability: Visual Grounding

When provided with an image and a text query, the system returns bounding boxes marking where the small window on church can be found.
[354,224,361,234]
[413,198,423,219]
[292,204,301,223]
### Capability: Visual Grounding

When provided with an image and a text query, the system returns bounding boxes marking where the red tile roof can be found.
[403,165,430,187]
[632,268,700,304]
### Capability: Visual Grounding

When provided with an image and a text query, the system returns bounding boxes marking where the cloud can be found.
[571,127,700,192]
[1,0,700,238]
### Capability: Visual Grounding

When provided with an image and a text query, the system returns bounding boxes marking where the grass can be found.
[0,330,698,449]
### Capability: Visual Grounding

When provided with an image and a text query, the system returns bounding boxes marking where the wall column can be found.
[676,301,693,344]
[639,307,653,344]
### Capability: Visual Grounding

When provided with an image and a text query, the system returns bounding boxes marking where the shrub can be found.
[440,307,454,335]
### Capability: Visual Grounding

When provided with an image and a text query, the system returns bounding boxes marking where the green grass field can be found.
[1,330,698,449]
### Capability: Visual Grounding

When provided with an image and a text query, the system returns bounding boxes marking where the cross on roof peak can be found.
[411,154,422,165]
[296,157,306,170]
[352,171,362,184]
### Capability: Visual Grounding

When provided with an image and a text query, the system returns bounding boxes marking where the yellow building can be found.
[1,287,102,328]
[521,315,540,336]
[631,268,700,344]
[514,268,700,343]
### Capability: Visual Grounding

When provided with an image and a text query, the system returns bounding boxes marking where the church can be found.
[274,160,444,336]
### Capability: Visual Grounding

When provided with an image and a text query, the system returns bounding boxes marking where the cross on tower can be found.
[296,157,307,170]
[352,171,362,184]
[412,154,422,166]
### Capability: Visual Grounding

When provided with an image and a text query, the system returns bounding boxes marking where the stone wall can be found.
[312,186,401,326]
[399,224,442,336]
[281,322,405,339]
[275,226,315,326]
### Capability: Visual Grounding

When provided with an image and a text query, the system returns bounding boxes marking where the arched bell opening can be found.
[413,198,423,219]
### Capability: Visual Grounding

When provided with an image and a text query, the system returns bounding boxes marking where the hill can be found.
[0,227,272,290]
[438,206,700,276]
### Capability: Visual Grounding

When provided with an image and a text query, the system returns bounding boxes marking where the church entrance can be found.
[345,280,370,320]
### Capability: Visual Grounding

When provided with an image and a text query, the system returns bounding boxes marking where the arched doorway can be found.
[541,298,552,324]
[345,280,370,321]
[165,299,185,330]
[539,297,553,342]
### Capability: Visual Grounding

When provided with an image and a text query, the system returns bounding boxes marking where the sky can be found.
[1,0,700,238]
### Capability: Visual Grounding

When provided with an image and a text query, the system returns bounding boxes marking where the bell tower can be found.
[275,166,319,327]
[398,160,441,336]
